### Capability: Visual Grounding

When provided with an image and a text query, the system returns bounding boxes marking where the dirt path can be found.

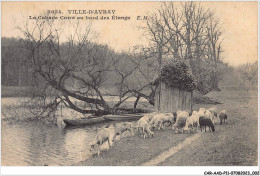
[142,133,201,166]
[77,90,258,166]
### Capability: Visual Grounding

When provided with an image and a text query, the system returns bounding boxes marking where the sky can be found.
[1,1,258,66]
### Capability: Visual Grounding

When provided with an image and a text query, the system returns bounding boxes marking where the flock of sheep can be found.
[90,107,228,156]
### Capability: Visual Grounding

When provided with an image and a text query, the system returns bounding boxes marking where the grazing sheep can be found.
[159,113,176,128]
[199,116,215,132]
[140,112,157,123]
[172,112,188,133]
[149,113,164,128]
[162,113,177,127]
[219,110,228,125]
[114,122,134,137]
[208,107,218,124]
[150,113,176,130]
[90,126,116,156]
[137,118,154,138]
[183,113,200,133]
[153,117,165,131]
[123,122,134,129]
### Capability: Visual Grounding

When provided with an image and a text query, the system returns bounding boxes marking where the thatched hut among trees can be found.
[153,59,197,113]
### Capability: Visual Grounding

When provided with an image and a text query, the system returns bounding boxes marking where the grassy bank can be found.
[77,89,258,166]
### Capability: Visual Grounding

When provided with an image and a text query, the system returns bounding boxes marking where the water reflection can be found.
[1,121,111,166]
[64,128,95,164]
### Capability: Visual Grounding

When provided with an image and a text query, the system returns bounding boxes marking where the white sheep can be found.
[149,113,175,130]
[114,122,134,137]
[137,118,154,138]
[172,112,188,133]
[90,125,116,156]
[208,107,218,124]
[149,113,164,128]
[161,113,176,127]
[183,113,200,133]
[153,117,165,130]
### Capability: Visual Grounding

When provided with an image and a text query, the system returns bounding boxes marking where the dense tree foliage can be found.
[160,59,197,91]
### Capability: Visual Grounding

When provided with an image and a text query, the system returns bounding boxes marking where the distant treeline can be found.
[2,37,32,86]
[1,37,155,92]
[1,37,256,91]
[1,37,137,88]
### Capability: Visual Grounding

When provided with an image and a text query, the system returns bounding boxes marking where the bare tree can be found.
[205,15,224,90]
[143,2,224,94]
[105,49,158,109]
[17,15,159,120]
[237,62,258,90]
[128,47,159,107]
[142,5,175,110]
[18,17,118,118]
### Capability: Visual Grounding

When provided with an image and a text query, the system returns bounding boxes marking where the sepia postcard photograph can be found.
[1,0,259,175]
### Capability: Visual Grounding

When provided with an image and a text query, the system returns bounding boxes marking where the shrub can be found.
[160,59,197,91]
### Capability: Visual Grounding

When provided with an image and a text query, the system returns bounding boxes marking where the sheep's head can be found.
[89,143,97,152]
[172,124,177,130]
[89,140,96,149]
[172,112,177,117]
[148,116,154,122]
[183,126,189,132]
[150,131,154,137]
[131,125,139,135]
[112,133,118,142]
[151,123,156,130]
[122,126,134,135]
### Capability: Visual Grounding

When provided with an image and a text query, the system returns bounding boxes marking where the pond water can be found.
[1,97,148,166]
[1,120,123,166]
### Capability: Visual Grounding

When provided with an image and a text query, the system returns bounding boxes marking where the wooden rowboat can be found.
[63,116,106,126]
[63,113,148,126]
[103,113,147,121]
